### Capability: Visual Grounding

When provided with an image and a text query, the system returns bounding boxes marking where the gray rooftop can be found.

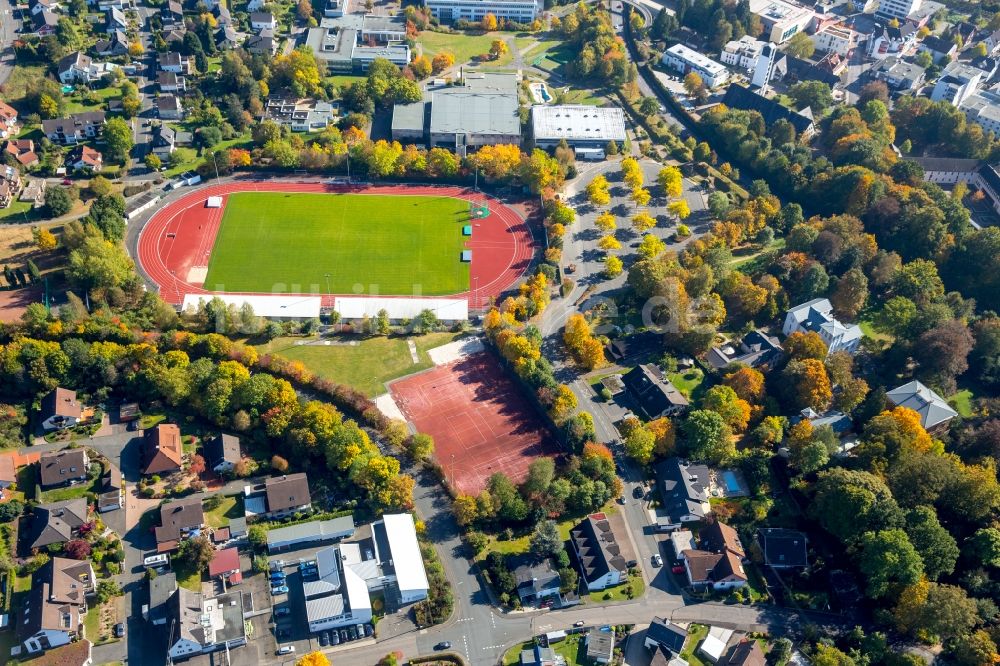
[429,74,520,137]
[266,515,356,546]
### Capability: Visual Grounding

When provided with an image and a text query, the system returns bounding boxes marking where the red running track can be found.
[136,181,536,309]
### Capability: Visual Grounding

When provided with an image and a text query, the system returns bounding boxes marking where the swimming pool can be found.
[721,470,741,493]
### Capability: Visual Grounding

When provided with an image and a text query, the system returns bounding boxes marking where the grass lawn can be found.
[203,495,242,529]
[84,606,102,642]
[680,624,710,666]
[204,192,470,295]
[586,572,644,603]
[859,319,892,343]
[730,237,786,271]
[38,483,92,503]
[668,367,706,402]
[254,332,462,397]
[162,135,252,178]
[948,389,974,417]
[64,87,121,114]
[418,30,509,66]
[140,412,167,429]
[0,200,36,222]
[326,74,366,88]
[551,633,588,665]
[503,640,536,665]
[174,558,203,592]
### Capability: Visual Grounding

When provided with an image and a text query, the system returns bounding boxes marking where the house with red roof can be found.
[208,547,241,585]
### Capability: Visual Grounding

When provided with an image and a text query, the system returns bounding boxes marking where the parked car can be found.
[671,564,685,574]
[435,642,452,651]
[319,632,330,647]
[652,554,663,567]
[339,630,348,643]
[348,626,357,640]
[364,624,373,637]
[127,419,139,431]
[270,560,285,571]
[331,631,340,645]
[617,496,626,504]
[632,485,645,499]
[271,585,289,595]
[356,624,365,638]
[277,646,295,655]
[270,572,286,580]
[574,620,585,627]
[114,623,125,638]
[275,607,291,617]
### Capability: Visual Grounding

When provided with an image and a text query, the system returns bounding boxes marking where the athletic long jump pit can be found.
[388,349,559,495]
[136,181,536,310]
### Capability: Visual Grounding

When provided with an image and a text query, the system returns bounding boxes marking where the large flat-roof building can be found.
[748,0,813,43]
[423,0,541,24]
[306,22,410,73]
[530,105,627,153]
[661,44,729,88]
[392,72,521,151]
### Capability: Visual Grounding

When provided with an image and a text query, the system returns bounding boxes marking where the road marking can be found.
[482,645,507,650]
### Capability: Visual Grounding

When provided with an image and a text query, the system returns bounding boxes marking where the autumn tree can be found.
[481,12,498,31]
[631,212,656,232]
[604,255,623,277]
[631,187,651,208]
[724,367,765,403]
[702,385,751,432]
[296,653,331,666]
[598,235,622,251]
[33,227,57,251]
[271,455,289,472]
[783,331,828,360]
[667,200,690,220]
[681,410,734,464]
[586,175,611,206]
[657,166,682,198]
[188,454,206,476]
[563,314,606,371]
[431,51,455,74]
[595,211,616,232]
[783,358,833,410]
[409,55,432,79]
[489,39,508,60]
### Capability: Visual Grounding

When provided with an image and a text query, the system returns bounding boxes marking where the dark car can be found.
[331,631,340,645]
[435,641,452,651]
[364,624,373,637]
[114,623,125,638]
[319,632,330,647]
[632,485,645,499]
[127,420,139,431]
[348,626,357,640]
[274,607,291,617]
[340,630,348,643]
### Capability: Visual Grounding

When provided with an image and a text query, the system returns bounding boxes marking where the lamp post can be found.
[324,272,331,295]
[211,151,220,181]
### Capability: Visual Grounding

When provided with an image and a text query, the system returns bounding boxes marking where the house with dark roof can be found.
[706,330,782,371]
[154,498,205,552]
[721,84,815,137]
[245,473,312,520]
[569,512,631,591]
[145,571,177,625]
[644,616,687,654]
[28,499,89,550]
[886,380,958,434]
[39,449,90,488]
[680,521,748,591]
[40,388,84,431]
[142,423,183,476]
[162,0,183,26]
[918,34,958,62]
[32,9,58,36]
[725,639,766,666]
[97,463,123,513]
[654,458,711,531]
[755,528,808,569]
[604,330,661,363]
[166,588,247,660]
[510,554,561,605]
[19,557,95,654]
[94,29,130,56]
[204,433,241,474]
[42,112,106,145]
[621,364,689,419]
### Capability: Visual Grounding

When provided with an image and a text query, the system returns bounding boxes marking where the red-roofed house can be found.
[68,145,103,173]
[0,100,19,138]
[208,547,241,584]
[5,139,39,167]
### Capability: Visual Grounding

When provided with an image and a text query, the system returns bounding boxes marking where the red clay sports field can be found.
[136,181,536,308]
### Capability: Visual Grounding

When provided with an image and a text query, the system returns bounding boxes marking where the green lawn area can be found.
[174,558,203,592]
[204,192,471,295]
[203,495,242,529]
[326,74,366,88]
[586,572,644,603]
[140,412,167,429]
[730,237,786,271]
[859,319,892,343]
[37,484,92,503]
[521,37,561,61]
[84,606,102,642]
[418,30,509,66]
[503,640,536,665]
[162,135,252,178]
[948,389,974,417]
[1,65,47,103]
[669,367,706,402]
[533,42,574,72]
[680,624,710,666]
[0,200,36,222]
[254,332,463,397]
[63,87,121,114]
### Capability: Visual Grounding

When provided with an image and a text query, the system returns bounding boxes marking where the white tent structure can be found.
[333,297,468,322]
[182,294,322,319]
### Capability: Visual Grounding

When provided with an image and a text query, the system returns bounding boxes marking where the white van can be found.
[277,646,295,655]
[143,554,169,568]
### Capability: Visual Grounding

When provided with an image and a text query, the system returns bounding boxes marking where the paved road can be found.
[0,0,20,88]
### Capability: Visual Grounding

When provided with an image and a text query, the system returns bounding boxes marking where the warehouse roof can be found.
[381,513,429,594]
[531,105,627,143]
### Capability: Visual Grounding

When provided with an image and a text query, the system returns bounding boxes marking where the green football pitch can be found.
[202,192,471,295]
